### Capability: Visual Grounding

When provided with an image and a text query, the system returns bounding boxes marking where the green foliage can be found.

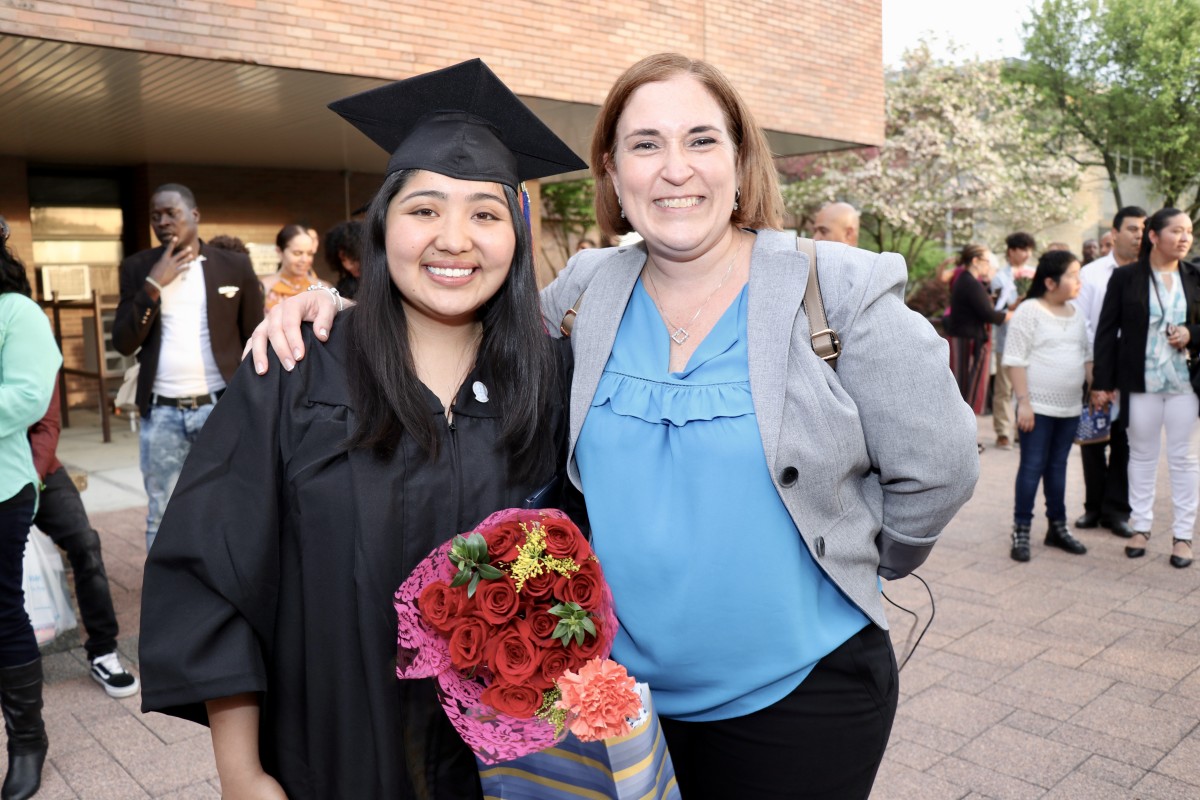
[540,179,597,268]
[1017,0,1200,221]
[448,533,503,598]
[548,602,596,647]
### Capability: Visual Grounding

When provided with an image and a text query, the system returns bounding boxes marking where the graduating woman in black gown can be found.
[138,61,587,800]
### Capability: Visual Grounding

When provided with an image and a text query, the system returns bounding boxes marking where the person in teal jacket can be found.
[0,236,62,800]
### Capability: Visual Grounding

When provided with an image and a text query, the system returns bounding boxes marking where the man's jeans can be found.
[140,403,215,551]
[33,467,120,659]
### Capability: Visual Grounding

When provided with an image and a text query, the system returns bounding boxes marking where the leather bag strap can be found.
[559,289,585,338]
[796,236,840,370]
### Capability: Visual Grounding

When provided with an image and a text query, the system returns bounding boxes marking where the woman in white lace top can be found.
[1002,250,1092,562]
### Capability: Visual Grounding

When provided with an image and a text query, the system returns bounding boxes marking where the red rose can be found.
[481,681,544,719]
[538,647,574,689]
[481,616,529,666]
[520,569,558,601]
[541,518,591,562]
[558,560,604,612]
[482,521,524,564]
[525,608,560,646]
[448,617,490,670]
[419,581,465,634]
[475,575,520,625]
[487,627,540,684]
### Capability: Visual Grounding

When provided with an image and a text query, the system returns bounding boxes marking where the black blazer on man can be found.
[1093,259,1200,395]
[112,242,264,418]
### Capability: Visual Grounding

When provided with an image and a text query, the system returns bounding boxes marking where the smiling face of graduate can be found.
[384,170,516,330]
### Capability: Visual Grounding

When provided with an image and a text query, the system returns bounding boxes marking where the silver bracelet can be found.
[145,276,164,292]
[306,283,344,313]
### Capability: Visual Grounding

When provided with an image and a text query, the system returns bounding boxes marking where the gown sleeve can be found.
[139,348,290,724]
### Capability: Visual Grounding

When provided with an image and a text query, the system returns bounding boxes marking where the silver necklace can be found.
[643,244,740,346]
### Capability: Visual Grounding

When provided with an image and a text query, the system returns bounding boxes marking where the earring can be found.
[618,195,624,220]
[734,188,741,211]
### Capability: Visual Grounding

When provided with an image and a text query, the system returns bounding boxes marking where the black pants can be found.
[660,624,898,800]
[1080,412,1130,521]
[0,485,40,668]
[32,467,119,659]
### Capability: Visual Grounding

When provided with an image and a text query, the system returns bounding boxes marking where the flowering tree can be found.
[1017,0,1200,222]
[782,43,1082,268]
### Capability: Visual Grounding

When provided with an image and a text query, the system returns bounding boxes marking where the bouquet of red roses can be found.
[394,508,642,764]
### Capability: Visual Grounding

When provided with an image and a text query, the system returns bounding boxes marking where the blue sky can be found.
[882,0,1034,67]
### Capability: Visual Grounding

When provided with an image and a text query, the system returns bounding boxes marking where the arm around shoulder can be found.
[835,251,979,579]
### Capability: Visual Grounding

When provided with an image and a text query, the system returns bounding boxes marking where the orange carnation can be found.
[555,657,643,742]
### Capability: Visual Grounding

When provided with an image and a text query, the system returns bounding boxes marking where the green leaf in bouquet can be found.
[447,532,502,598]
[548,602,597,648]
[476,563,504,580]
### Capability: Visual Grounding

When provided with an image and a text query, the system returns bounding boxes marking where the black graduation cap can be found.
[329,59,587,189]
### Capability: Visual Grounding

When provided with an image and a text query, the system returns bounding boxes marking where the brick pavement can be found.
[11,415,1200,798]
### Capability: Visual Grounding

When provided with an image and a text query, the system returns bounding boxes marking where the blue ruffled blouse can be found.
[575,279,868,722]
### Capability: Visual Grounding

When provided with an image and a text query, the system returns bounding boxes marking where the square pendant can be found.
[670,328,689,345]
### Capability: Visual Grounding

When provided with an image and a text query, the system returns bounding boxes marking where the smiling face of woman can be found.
[606,74,739,261]
[385,170,516,329]
[278,232,315,280]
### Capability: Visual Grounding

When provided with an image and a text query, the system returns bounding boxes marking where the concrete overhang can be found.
[1,35,858,179]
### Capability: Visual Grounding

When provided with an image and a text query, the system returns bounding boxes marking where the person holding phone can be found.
[1093,208,1200,568]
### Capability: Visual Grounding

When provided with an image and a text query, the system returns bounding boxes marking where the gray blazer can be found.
[540,230,979,628]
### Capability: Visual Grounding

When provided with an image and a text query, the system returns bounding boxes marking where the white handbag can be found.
[114,363,139,413]
[22,530,78,646]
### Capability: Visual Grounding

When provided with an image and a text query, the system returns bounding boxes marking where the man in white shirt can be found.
[112,184,264,550]
[991,232,1034,449]
[1071,206,1147,538]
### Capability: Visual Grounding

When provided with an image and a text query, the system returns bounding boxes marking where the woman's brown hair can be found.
[956,244,988,269]
[590,53,784,239]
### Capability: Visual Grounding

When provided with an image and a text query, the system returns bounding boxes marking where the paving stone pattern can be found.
[19,415,1200,797]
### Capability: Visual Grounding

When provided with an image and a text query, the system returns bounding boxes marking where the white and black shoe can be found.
[89,652,140,698]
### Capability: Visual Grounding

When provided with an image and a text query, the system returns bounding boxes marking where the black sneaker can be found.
[90,652,140,698]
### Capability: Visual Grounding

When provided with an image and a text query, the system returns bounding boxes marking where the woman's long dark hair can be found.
[346,170,559,481]
[0,242,32,297]
[1026,250,1078,300]
[1139,207,1187,262]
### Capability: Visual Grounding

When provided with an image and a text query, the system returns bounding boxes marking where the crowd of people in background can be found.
[1,54,1196,795]
[939,206,1197,569]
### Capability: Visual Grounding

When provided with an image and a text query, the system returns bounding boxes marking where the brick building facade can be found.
[1,0,883,408]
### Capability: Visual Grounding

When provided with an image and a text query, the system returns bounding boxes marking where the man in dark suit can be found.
[113,184,264,550]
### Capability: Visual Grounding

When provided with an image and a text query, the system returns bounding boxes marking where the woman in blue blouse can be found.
[253,54,979,799]
[0,240,62,800]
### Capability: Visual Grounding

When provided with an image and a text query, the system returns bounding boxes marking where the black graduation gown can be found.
[139,321,569,800]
